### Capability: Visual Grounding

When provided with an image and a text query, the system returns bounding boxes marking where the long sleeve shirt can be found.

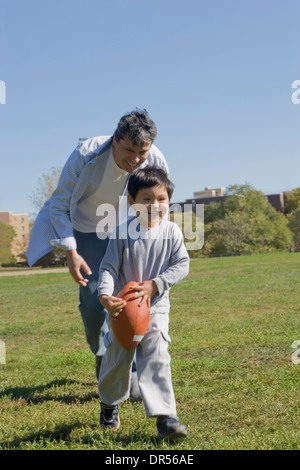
[26,136,168,266]
[98,217,190,314]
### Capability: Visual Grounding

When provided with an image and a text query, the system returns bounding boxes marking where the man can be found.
[26,110,168,392]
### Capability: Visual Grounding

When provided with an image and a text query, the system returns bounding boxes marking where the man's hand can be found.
[128,280,158,306]
[99,295,127,320]
[65,249,92,287]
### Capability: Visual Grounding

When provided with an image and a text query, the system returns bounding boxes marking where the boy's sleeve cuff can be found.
[98,287,114,297]
[152,277,165,296]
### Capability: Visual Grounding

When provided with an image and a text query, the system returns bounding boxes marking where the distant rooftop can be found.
[193,187,226,199]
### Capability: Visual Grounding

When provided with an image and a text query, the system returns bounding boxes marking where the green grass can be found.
[0,252,300,450]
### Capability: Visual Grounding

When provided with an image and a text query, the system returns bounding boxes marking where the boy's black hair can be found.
[127,166,174,201]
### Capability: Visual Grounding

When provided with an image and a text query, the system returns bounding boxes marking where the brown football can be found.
[112,281,151,351]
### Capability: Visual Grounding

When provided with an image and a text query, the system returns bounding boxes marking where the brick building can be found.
[0,212,30,262]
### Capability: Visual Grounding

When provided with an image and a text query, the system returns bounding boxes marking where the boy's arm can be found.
[152,224,189,296]
[97,229,126,318]
[128,280,158,307]
[131,224,189,303]
[98,228,123,294]
[99,294,126,319]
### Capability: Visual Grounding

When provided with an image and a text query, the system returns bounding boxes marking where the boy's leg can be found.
[136,313,177,418]
[74,229,140,393]
[98,328,135,406]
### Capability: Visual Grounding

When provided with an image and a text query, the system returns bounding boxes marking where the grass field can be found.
[0,252,299,450]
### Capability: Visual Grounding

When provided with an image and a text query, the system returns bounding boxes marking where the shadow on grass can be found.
[112,431,162,448]
[0,382,177,450]
[0,421,84,449]
[0,378,98,404]
[1,423,163,450]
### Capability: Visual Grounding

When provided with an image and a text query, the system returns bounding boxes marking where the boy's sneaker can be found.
[156,416,187,441]
[100,403,120,430]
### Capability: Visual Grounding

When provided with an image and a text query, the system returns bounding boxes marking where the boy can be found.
[97,166,190,441]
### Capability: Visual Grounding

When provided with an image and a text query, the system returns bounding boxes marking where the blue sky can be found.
[0,0,299,218]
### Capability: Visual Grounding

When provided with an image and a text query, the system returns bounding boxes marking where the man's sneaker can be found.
[156,416,187,441]
[100,403,120,430]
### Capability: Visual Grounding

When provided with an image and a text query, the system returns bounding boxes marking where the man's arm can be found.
[64,249,92,286]
[49,137,111,283]
[49,147,91,284]
[49,136,112,250]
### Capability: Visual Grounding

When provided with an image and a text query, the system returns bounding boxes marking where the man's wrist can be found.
[65,249,77,259]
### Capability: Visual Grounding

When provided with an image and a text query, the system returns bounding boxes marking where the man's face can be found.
[112,135,152,173]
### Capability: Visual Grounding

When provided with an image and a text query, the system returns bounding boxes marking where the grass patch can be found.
[0,252,299,450]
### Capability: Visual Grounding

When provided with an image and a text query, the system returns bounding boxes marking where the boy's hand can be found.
[99,295,127,320]
[128,280,158,306]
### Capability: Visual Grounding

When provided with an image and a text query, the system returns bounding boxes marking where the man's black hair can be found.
[114,109,157,146]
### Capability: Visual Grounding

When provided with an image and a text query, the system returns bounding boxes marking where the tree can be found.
[205,211,254,255]
[170,209,204,258]
[204,201,226,224]
[204,184,293,255]
[28,166,62,213]
[288,208,300,250]
[0,222,16,266]
[28,166,66,267]
[284,188,300,214]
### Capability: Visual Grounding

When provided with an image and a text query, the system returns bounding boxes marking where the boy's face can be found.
[128,185,170,228]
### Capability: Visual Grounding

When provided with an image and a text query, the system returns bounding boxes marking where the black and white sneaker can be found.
[100,403,120,430]
[156,416,187,441]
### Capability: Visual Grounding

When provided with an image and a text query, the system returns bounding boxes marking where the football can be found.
[112,281,151,351]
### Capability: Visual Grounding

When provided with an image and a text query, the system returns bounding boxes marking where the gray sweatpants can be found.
[98,313,177,418]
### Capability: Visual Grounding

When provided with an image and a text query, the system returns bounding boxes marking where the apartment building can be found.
[0,212,30,262]
[193,187,226,198]
[174,187,285,213]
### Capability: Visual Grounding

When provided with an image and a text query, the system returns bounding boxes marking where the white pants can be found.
[98,313,177,418]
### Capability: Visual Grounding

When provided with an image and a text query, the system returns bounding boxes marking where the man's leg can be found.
[74,230,109,376]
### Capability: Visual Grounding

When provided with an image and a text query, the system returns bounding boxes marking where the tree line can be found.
[191,184,299,257]
[1,168,300,266]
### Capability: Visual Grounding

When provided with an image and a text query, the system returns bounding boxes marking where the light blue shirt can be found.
[98,217,190,314]
[26,136,169,266]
